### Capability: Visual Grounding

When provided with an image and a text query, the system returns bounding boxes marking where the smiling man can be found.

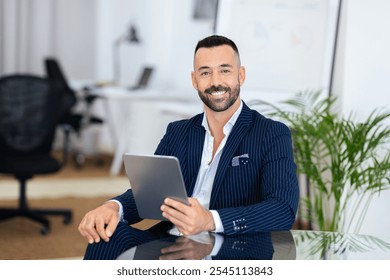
[78,35,299,259]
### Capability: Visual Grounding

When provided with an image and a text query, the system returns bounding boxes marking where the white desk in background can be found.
[92,86,202,176]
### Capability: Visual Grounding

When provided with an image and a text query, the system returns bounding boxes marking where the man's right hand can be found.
[78,201,120,244]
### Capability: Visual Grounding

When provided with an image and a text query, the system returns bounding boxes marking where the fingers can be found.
[95,218,107,242]
[161,197,215,235]
[159,240,191,260]
[78,203,120,244]
[161,198,199,235]
[160,241,187,254]
[160,200,188,231]
[78,212,101,244]
[164,197,194,213]
[161,198,193,223]
[105,213,119,240]
[165,219,192,237]
[159,238,209,260]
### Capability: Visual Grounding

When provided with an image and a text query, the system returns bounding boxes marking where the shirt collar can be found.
[202,99,243,136]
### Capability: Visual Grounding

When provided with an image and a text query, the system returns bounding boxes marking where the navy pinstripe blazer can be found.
[114,102,299,235]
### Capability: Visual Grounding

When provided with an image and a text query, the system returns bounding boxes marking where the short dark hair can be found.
[194,35,240,57]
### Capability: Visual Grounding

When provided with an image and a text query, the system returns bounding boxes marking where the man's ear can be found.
[191,71,198,90]
[239,66,246,86]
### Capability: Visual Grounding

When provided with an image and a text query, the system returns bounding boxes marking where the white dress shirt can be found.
[191,100,243,231]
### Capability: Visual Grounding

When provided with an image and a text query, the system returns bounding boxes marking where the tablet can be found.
[123,153,189,220]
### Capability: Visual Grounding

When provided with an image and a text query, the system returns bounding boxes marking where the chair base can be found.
[0,207,73,235]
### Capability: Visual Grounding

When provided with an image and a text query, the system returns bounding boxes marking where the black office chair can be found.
[0,74,73,234]
[44,58,104,168]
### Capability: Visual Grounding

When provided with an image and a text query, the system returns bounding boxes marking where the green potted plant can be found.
[249,91,390,233]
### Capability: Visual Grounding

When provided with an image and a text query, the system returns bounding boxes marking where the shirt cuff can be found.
[107,199,125,222]
[210,210,224,233]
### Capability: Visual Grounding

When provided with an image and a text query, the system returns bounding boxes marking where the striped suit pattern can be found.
[115,102,299,235]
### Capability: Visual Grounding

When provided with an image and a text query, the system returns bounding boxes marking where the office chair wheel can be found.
[41,226,50,235]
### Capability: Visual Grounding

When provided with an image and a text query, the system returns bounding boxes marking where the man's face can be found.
[191,45,245,113]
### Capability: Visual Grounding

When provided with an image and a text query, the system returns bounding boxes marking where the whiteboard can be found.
[216,0,341,102]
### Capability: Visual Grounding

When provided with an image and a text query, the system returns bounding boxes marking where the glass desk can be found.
[89,230,390,260]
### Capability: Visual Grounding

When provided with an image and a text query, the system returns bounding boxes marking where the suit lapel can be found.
[209,103,253,207]
[186,114,205,196]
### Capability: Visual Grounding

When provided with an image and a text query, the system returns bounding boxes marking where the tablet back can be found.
[123,154,189,220]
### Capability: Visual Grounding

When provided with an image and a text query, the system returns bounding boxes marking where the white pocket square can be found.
[232,154,249,167]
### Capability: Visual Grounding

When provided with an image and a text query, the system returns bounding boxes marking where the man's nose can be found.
[211,71,222,86]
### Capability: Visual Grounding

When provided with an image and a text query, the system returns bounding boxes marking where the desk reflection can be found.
[84,229,390,260]
[116,231,295,260]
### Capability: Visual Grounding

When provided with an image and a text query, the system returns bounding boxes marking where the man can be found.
[78,35,299,258]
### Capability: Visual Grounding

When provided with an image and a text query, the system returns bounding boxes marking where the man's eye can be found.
[221,69,231,74]
[200,72,210,76]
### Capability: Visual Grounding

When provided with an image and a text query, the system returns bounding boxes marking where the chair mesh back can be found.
[44,58,77,120]
[0,75,58,156]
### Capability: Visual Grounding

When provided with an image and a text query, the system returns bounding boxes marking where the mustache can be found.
[204,85,230,95]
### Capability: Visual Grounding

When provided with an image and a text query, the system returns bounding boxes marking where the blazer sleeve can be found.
[216,121,300,235]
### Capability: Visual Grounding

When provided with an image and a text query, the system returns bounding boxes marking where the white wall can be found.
[334,0,390,237]
[53,0,97,79]
[340,0,390,120]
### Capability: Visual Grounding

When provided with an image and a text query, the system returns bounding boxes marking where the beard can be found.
[198,84,240,112]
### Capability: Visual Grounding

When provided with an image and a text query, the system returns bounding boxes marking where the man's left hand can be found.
[160,197,215,236]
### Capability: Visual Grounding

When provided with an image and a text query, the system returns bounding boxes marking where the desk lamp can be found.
[113,24,141,85]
